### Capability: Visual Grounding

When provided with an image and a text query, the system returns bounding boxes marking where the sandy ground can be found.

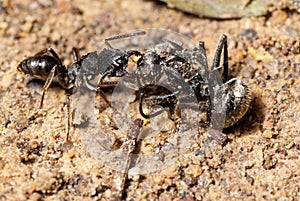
[0,0,299,200]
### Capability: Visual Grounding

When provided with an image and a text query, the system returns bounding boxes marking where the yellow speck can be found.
[143,119,150,126]
[262,130,274,139]
[67,152,75,159]
[144,144,154,153]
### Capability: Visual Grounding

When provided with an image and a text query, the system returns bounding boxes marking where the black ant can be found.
[134,34,251,129]
[17,31,145,141]
[17,31,251,141]
[17,31,252,200]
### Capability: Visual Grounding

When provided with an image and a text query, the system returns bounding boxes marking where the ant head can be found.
[139,50,160,66]
[222,78,252,128]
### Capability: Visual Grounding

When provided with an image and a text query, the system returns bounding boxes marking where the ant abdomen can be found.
[17,55,59,80]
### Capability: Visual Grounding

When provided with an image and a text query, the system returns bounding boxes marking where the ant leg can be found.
[97,50,141,85]
[48,48,70,89]
[140,93,177,119]
[72,47,80,62]
[198,41,209,72]
[45,48,69,84]
[136,72,149,119]
[199,41,205,49]
[98,71,110,85]
[62,48,80,142]
[47,48,63,64]
[120,118,143,199]
[144,93,177,106]
[97,85,111,106]
[211,34,228,81]
[38,48,68,88]
[96,71,112,106]
[222,36,228,80]
[40,65,57,108]
[65,90,72,141]
[136,71,174,119]
[33,48,49,57]
[139,92,150,119]
[33,47,63,66]
[212,35,226,70]
[146,92,178,113]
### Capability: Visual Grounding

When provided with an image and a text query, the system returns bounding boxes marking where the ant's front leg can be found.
[95,51,142,106]
[136,71,177,119]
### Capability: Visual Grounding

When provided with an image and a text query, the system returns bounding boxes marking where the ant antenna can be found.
[104,30,146,49]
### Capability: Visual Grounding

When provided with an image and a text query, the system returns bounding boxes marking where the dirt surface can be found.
[0,0,299,200]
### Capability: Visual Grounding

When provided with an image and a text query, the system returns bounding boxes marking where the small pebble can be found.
[31,141,39,149]
[262,130,274,139]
